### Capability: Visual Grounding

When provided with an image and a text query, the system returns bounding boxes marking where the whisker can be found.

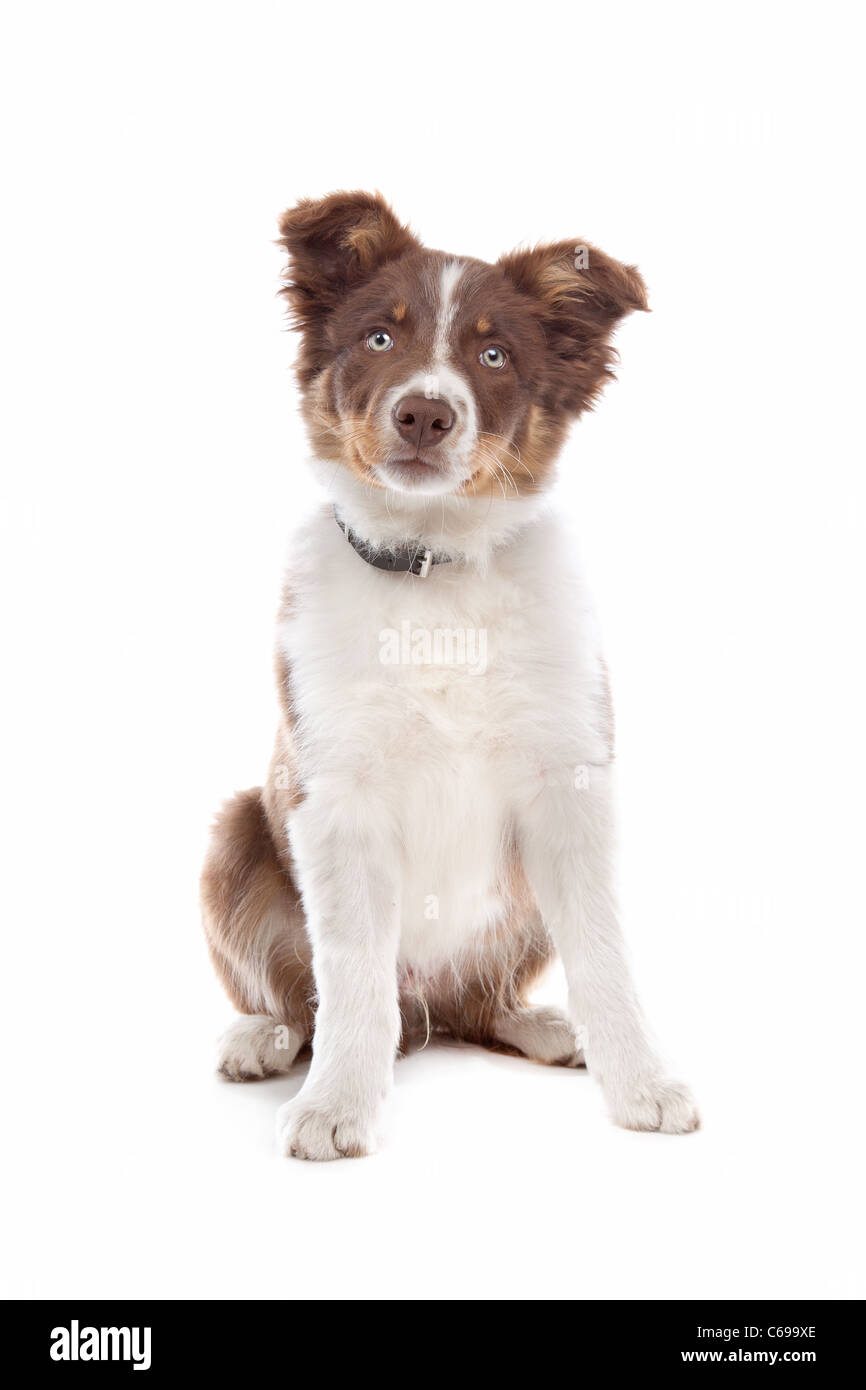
[475,444,520,496]
[473,451,509,500]
[478,432,535,484]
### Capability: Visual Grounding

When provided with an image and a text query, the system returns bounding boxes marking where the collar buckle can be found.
[411,548,433,579]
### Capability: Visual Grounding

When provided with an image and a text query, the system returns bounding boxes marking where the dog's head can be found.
[279,191,647,498]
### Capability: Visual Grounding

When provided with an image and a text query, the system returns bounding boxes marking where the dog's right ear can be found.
[278,191,418,336]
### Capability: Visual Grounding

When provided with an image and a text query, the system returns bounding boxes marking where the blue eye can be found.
[480,346,507,369]
[366,330,394,352]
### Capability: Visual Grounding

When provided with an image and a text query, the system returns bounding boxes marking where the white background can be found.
[2,1,864,1301]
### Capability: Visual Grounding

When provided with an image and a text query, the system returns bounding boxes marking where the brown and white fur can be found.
[201,191,699,1159]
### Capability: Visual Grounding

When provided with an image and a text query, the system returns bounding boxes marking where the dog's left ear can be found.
[497,239,648,414]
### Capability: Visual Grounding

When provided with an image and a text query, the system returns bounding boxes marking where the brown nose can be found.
[393,395,454,450]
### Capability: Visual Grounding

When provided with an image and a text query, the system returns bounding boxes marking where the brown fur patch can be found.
[496,238,648,416]
[459,405,567,499]
[201,586,311,1030]
[278,190,419,389]
[417,852,554,1045]
[200,788,313,1031]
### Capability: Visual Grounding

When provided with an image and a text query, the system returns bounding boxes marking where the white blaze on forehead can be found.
[420,258,477,440]
[432,260,466,366]
[374,256,479,491]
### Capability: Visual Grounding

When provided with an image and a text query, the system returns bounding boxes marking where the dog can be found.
[201,191,699,1159]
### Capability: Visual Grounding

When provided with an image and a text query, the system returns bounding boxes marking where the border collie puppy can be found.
[201,191,698,1159]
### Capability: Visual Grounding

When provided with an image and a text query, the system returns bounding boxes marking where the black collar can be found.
[334,510,453,579]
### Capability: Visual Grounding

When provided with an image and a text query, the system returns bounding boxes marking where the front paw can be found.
[276,1095,376,1161]
[607,1076,700,1134]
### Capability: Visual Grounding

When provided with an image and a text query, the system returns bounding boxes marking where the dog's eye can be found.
[479,346,507,370]
[366,330,394,353]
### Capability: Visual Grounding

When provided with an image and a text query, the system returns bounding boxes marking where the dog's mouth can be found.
[374,450,461,491]
[385,450,443,472]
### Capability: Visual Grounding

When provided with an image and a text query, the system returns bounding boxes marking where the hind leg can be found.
[490,1005,585,1067]
[202,786,315,1081]
[217,1014,305,1081]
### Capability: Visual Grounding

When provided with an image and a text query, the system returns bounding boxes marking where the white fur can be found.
[493,1006,585,1066]
[432,259,466,362]
[275,474,698,1157]
[217,1014,303,1080]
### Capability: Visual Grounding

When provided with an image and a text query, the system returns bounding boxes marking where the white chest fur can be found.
[279,500,610,969]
